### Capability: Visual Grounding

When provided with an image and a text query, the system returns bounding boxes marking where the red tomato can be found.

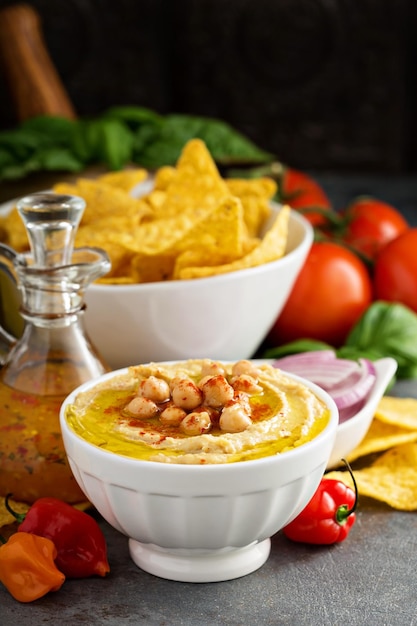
[342,196,409,260]
[280,167,333,227]
[267,242,373,347]
[374,229,417,312]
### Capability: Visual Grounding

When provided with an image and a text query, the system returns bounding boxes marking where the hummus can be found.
[65,359,330,464]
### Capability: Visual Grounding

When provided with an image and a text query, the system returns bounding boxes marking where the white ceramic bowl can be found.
[326,357,397,469]
[83,206,313,369]
[60,368,338,583]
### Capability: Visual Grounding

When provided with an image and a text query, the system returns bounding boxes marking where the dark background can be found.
[1,0,417,175]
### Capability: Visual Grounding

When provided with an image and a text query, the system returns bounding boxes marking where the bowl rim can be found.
[59,361,339,472]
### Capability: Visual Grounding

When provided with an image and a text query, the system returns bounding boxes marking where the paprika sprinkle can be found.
[0,532,65,603]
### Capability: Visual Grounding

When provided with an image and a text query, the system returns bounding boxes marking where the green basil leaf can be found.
[344,301,417,378]
[20,115,75,142]
[37,147,84,172]
[95,118,134,170]
[0,127,43,159]
[132,123,165,160]
[263,339,333,359]
[134,114,273,170]
[0,162,34,180]
[103,106,163,129]
[70,119,103,163]
[0,147,17,170]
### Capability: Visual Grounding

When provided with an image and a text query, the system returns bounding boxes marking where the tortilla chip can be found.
[131,251,178,283]
[327,443,417,510]
[375,396,417,430]
[226,177,276,237]
[345,418,417,463]
[176,204,290,279]
[151,139,229,220]
[96,168,148,191]
[0,206,28,251]
[154,166,176,190]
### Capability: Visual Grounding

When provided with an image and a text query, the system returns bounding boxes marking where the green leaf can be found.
[95,118,134,170]
[0,147,17,170]
[21,115,76,142]
[133,114,273,170]
[103,106,163,129]
[0,162,33,181]
[70,119,102,163]
[37,147,84,172]
[196,118,274,165]
[344,301,417,378]
[132,123,165,160]
[0,127,43,159]
[263,339,333,359]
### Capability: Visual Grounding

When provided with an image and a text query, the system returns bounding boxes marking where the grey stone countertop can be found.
[2,174,417,625]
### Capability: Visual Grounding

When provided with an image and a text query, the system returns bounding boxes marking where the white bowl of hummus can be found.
[60,359,338,583]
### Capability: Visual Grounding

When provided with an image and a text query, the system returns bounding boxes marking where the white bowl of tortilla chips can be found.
[60,358,338,582]
[0,139,313,369]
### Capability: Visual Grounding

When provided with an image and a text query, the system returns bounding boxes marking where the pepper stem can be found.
[4,493,27,524]
[335,459,358,524]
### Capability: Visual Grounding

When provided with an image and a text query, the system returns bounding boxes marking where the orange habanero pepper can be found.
[0,532,65,603]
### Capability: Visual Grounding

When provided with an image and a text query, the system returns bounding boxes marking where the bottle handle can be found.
[0,244,24,365]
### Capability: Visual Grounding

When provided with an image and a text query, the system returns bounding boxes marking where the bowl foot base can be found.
[128,537,271,582]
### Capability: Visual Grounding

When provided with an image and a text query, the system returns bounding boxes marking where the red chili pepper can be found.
[282,464,358,545]
[5,495,110,578]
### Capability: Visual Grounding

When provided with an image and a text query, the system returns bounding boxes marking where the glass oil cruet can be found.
[0,192,111,504]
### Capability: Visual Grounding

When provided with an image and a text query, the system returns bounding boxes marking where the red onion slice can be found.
[272,351,377,424]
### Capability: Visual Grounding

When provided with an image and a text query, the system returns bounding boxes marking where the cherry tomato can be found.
[374,229,417,312]
[279,167,333,227]
[267,241,373,347]
[342,196,409,260]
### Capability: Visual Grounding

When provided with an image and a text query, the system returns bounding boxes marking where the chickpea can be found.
[171,378,203,410]
[180,410,212,436]
[231,374,262,395]
[160,404,187,425]
[137,376,170,403]
[219,402,252,433]
[201,359,226,378]
[125,396,159,419]
[231,360,260,379]
[201,375,234,408]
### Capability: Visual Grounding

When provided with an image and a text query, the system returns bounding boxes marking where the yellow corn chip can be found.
[375,396,417,430]
[152,139,229,220]
[177,204,290,279]
[226,177,276,237]
[154,166,176,190]
[0,206,28,251]
[345,418,417,463]
[327,443,417,510]
[131,251,178,283]
[54,179,153,226]
[96,168,148,191]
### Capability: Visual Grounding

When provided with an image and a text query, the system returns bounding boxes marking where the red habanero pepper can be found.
[282,467,358,545]
[0,532,65,603]
[5,495,110,578]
